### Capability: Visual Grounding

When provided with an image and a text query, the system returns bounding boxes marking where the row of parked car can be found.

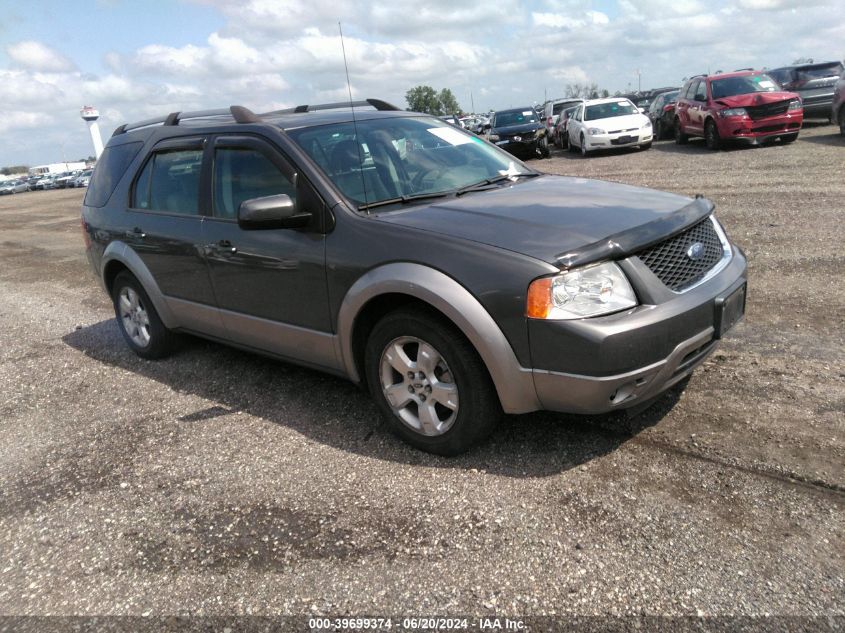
[0,169,93,195]
[449,60,845,160]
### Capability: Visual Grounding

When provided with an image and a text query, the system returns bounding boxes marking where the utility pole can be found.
[637,69,641,92]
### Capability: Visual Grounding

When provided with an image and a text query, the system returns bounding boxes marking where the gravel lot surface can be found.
[0,124,843,619]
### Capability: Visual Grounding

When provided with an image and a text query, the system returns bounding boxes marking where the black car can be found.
[81,99,746,455]
[768,61,844,119]
[647,90,680,140]
[483,107,550,158]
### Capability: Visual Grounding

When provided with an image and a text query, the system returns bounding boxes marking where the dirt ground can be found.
[0,123,842,621]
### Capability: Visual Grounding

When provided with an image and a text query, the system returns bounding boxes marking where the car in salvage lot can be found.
[81,99,746,455]
[567,97,654,156]
[767,60,844,120]
[483,107,550,158]
[674,71,803,149]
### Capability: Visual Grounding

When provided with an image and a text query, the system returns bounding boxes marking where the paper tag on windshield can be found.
[428,127,472,145]
[757,80,775,89]
[522,111,533,116]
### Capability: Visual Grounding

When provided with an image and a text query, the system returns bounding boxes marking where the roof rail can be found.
[269,98,401,115]
[734,67,755,72]
[112,105,262,136]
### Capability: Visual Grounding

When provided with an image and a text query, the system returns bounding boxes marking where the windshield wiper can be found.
[454,172,539,196]
[358,191,449,211]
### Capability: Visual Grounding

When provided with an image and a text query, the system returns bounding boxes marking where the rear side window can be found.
[84,141,143,208]
[132,149,203,215]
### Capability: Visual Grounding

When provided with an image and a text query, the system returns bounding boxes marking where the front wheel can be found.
[365,309,501,455]
[539,136,550,158]
[839,109,845,137]
[674,118,688,145]
[580,134,588,157]
[705,120,721,150]
[112,271,177,359]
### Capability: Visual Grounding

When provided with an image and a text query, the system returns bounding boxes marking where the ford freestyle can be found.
[674,71,803,149]
[81,100,747,454]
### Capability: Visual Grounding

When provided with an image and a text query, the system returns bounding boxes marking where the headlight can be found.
[719,107,747,117]
[641,119,652,128]
[788,99,802,111]
[526,262,638,320]
[587,127,606,135]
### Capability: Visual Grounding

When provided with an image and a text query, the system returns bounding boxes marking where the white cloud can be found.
[0,111,54,135]
[5,41,75,72]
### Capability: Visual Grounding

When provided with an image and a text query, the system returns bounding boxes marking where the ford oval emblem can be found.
[687,242,705,261]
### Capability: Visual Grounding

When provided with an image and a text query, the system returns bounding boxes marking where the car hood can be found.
[372,175,713,267]
[714,91,797,107]
[493,122,542,135]
[587,113,649,130]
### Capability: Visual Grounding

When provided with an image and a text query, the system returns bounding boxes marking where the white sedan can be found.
[568,98,653,156]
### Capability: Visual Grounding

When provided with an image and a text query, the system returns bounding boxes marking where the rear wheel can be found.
[365,309,500,455]
[674,118,688,144]
[705,120,721,150]
[112,271,177,359]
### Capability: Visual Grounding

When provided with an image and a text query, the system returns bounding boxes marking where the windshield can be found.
[287,116,532,208]
[495,109,539,126]
[797,63,843,81]
[584,101,638,121]
[711,74,779,98]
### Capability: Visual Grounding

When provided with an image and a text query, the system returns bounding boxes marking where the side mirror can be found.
[238,194,311,230]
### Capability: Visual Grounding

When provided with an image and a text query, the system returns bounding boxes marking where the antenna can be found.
[339,22,370,213]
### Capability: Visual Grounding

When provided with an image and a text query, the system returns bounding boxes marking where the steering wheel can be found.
[411,166,445,191]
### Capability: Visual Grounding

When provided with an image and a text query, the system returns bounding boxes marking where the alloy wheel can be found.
[118,286,151,348]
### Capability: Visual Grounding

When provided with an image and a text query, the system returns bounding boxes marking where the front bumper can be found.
[718,112,802,143]
[527,244,747,414]
[585,130,652,150]
[495,136,542,156]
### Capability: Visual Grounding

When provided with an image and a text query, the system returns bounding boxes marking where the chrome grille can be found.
[745,99,790,120]
[635,217,724,291]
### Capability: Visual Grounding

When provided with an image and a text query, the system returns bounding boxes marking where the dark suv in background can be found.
[483,107,550,158]
[675,71,803,149]
[768,61,844,120]
[82,99,746,454]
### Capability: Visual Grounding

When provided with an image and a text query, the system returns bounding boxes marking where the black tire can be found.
[654,120,663,140]
[705,120,721,150]
[580,134,588,157]
[674,118,688,144]
[111,271,177,359]
[364,308,501,455]
[781,133,799,144]
[554,130,562,149]
[539,136,550,158]
[839,109,845,137]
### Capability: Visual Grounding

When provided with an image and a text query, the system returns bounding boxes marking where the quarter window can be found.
[212,148,297,220]
[132,149,203,215]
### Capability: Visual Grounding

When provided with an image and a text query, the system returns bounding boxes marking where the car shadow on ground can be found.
[62,319,686,478]
[800,132,844,146]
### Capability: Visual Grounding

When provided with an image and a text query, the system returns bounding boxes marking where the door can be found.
[568,105,584,146]
[689,80,709,134]
[126,137,225,337]
[200,135,336,369]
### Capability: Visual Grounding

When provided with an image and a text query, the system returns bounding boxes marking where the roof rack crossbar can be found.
[273,98,402,115]
[112,105,263,136]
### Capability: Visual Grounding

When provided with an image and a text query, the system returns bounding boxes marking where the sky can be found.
[0,0,842,167]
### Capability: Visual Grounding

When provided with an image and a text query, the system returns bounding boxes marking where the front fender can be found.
[337,262,541,415]
[101,241,177,329]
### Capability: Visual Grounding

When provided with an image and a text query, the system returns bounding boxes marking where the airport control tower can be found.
[80,106,104,160]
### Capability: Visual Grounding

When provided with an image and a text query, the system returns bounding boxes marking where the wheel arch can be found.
[101,241,177,328]
[337,263,541,414]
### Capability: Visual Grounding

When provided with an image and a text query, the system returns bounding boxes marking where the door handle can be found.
[125,227,146,239]
[206,240,237,254]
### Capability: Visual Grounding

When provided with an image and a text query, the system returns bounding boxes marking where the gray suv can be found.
[82,99,747,454]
